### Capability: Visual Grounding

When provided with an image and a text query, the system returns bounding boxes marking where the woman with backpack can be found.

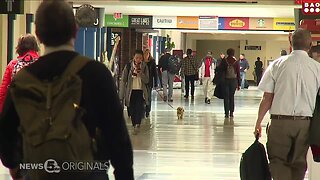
[144,49,157,118]
[120,50,149,135]
[0,34,39,113]
[219,48,240,118]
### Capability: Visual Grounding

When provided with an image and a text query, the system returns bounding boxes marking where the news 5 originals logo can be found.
[19,159,109,173]
[303,1,320,15]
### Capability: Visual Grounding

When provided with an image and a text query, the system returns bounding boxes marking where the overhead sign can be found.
[249,18,273,30]
[302,0,320,15]
[177,16,199,29]
[199,16,218,30]
[129,15,153,29]
[105,14,129,28]
[0,0,24,14]
[153,16,177,28]
[223,17,249,30]
[273,18,295,30]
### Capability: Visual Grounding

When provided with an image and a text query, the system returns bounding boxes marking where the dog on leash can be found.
[177,107,184,120]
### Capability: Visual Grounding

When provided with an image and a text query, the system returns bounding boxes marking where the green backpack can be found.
[10,56,96,179]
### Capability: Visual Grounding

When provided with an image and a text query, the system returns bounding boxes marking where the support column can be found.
[0,15,8,79]
[7,14,16,64]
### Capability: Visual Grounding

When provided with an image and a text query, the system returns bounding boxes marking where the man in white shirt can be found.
[254,29,320,180]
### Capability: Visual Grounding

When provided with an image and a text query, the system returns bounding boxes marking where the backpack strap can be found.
[61,55,91,78]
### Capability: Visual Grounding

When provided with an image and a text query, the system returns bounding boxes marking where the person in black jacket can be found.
[254,57,263,86]
[0,1,133,180]
[144,49,157,118]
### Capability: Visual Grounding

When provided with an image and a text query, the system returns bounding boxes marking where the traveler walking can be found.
[254,57,263,86]
[219,48,240,118]
[158,48,174,102]
[120,50,149,134]
[0,1,134,179]
[181,49,198,100]
[254,29,320,180]
[200,51,215,104]
[0,34,39,113]
[144,49,157,118]
[239,54,249,89]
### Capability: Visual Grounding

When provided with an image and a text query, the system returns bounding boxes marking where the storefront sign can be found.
[129,15,153,29]
[223,17,249,30]
[302,0,320,15]
[177,16,199,29]
[105,14,129,28]
[199,16,218,30]
[273,18,295,31]
[153,16,177,28]
[249,18,273,30]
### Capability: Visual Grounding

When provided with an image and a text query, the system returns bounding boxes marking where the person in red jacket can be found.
[0,34,39,112]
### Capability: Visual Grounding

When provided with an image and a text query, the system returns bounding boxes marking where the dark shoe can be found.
[168,99,173,102]
[163,96,167,102]
[225,114,229,118]
[205,98,208,103]
[191,96,194,100]
[230,113,234,118]
[207,99,210,104]
[184,95,188,99]
[146,112,150,118]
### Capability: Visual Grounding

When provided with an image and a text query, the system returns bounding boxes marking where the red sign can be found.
[224,17,249,30]
[302,0,320,15]
[300,19,320,33]
[295,0,302,4]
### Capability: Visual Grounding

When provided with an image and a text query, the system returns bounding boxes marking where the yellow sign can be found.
[177,16,198,29]
[273,18,295,31]
[229,19,245,28]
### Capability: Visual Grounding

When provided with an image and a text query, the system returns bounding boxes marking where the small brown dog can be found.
[177,107,184,120]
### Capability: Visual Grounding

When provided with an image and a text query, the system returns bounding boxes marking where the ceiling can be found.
[73,0,300,18]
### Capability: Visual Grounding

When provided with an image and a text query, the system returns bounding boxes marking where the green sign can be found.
[105,14,129,28]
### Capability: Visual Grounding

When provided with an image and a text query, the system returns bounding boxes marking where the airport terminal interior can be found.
[1,0,320,179]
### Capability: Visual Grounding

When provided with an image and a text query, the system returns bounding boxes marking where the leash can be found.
[154,88,175,109]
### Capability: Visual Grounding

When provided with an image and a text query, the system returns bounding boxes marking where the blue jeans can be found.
[240,72,246,89]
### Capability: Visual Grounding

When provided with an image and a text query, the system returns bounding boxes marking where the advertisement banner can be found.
[224,17,249,30]
[199,16,218,30]
[273,18,295,30]
[153,16,177,28]
[249,18,273,30]
[177,16,199,29]
[218,17,225,30]
[302,0,320,15]
[105,14,129,28]
[129,15,153,29]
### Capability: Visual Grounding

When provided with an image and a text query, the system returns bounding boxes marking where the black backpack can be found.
[167,55,181,74]
[240,135,271,180]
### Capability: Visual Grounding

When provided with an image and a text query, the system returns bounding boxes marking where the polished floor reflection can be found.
[125,87,270,180]
[0,86,309,179]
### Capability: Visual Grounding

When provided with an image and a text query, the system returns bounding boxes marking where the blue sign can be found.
[218,17,225,30]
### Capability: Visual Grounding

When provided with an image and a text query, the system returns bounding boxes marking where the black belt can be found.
[271,114,311,120]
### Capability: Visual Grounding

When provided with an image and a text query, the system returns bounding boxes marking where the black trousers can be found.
[255,70,262,86]
[145,86,152,114]
[185,74,196,97]
[223,78,237,115]
[129,90,144,126]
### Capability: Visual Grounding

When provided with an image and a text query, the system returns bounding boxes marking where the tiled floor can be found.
[0,86,313,179]
[124,87,269,180]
